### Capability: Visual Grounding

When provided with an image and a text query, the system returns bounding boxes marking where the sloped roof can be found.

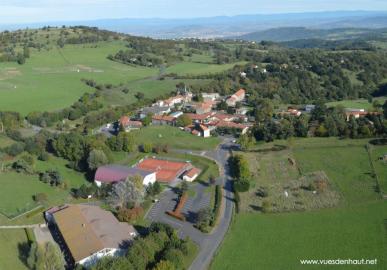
[53,205,136,263]
[234,88,245,98]
[152,115,175,122]
[137,158,190,182]
[184,167,201,178]
[95,165,153,183]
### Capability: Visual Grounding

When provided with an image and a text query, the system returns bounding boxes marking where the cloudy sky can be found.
[0,0,387,24]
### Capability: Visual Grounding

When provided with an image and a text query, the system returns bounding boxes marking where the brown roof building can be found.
[48,205,137,267]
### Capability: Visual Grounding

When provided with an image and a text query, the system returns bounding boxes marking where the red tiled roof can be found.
[137,158,190,182]
[152,115,175,122]
[185,112,212,121]
[119,116,130,126]
[185,167,201,178]
[212,113,235,121]
[199,124,209,131]
[120,117,142,127]
[234,88,245,98]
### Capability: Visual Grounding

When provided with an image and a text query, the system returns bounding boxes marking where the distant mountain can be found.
[236,27,387,42]
[1,11,387,38]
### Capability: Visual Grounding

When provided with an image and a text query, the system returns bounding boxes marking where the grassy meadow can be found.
[132,125,221,151]
[0,154,87,220]
[165,61,246,76]
[0,42,158,115]
[212,138,387,270]
[0,229,29,270]
[326,97,387,110]
[101,78,210,107]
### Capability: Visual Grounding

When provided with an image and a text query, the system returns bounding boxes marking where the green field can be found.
[212,201,387,270]
[326,97,387,110]
[0,229,29,270]
[132,125,221,150]
[212,138,387,270]
[0,172,70,218]
[368,144,387,194]
[0,42,158,115]
[35,155,88,188]
[101,78,210,107]
[166,61,246,76]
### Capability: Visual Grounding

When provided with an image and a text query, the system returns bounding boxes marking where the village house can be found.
[94,165,156,187]
[195,101,216,114]
[169,111,184,119]
[185,123,211,138]
[139,106,171,119]
[344,108,380,121]
[118,116,142,132]
[201,92,220,102]
[278,108,302,117]
[185,112,214,124]
[183,167,201,182]
[226,89,246,107]
[151,115,176,126]
[45,204,137,268]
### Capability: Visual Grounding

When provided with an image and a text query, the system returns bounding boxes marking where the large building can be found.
[46,205,137,267]
[226,89,246,107]
[94,165,156,187]
[136,158,193,183]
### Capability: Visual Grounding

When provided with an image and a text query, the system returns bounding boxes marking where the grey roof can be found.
[141,106,170,115]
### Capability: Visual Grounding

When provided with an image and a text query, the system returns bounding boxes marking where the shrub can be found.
[117,207,144,222]
[234,191,240,213]
[6,142,25,156]
[261,200,272,213]
[234,179,250,192]
[162,248,184,269]
[33,193,48,203]
[38,151,50,161]
[210,185,222,226]
[142,143,153,153]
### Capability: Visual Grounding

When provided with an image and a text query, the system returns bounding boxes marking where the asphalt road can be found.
[146,138,235,270]
[188,139,235,270]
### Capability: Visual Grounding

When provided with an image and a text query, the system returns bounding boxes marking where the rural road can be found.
[188,139,235,270]
[146,138,236,270]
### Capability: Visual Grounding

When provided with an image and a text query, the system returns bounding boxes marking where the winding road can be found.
[146,138,235,270]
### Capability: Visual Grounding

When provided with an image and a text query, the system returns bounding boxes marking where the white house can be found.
[47,205,137,268]
[183,168,201,182]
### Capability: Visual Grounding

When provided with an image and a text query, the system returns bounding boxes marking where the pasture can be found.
[132,125,221,151]
[0,229,29,270]
[0,172,69,219]
[326,97,387,110]
[368,144,387,194]
[165,61,246,76]
[240,149,340,213]
[212,138,386,270]
[212,201,387,270]
[101,78,210,107]
[0,41,158,115]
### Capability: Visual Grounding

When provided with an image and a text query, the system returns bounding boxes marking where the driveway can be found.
[146,138,235,270]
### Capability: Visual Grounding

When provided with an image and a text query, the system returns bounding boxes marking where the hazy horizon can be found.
[1,0,387,24]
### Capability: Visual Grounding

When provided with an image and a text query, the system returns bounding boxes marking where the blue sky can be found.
[0,0,387,24]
